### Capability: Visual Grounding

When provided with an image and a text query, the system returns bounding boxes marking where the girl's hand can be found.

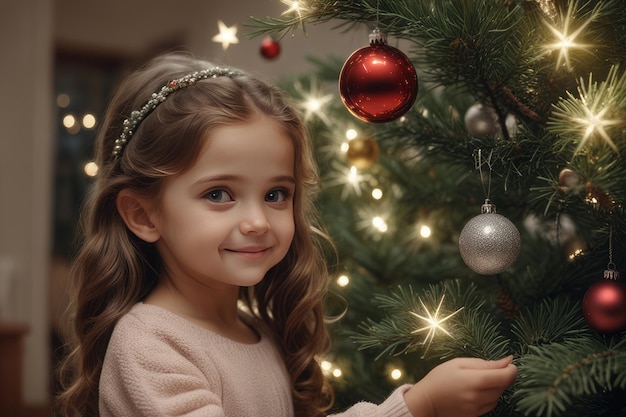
[403,356,517,417]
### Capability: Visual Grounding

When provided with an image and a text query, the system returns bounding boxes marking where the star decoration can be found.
[212,20,239,50]
[552,68,623,154]
[410,294,463,357]
[281,0,305,18]
[543,2,600,70]
[572,104,621,154]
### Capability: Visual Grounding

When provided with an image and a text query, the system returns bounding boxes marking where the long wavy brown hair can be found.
[56,52,334,417]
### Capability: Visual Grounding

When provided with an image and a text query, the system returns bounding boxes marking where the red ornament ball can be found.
[339,32,418,123]
[260,37,281,60]
[583,279,626,333]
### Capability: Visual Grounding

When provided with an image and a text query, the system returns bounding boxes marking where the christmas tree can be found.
[249,1,626,416]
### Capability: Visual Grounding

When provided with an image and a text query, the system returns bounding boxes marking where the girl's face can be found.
[149,115,296,291]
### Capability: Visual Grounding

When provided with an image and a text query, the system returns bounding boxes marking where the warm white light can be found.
[552,36,576,68]
[212,20,239,50]
[371,188,383,200]
[410,294,463,357]
[325,163,367,198]
[552,69,622,154]
[544,3,599,69]
[320,361,332,371]
[82,113,96,129]
[347,166,360,183]
[340,142,350,153]
[336,275,350,287]
[84,161,98,177]
[332,368,342,378]
[390,369,402,380]
[63,114,76,129]
[573,104,620,153]
[346,129,358,140]
[281,0,304,17]
[306,97,322,112]
[372,216,388,232]
[419,225,431,238]
[63,114,80,134]
[568,248,584,261]
[294,79,333,124]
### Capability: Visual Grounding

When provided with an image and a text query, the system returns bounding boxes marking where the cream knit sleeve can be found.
[328,384,414,417]
[99,311,226,417]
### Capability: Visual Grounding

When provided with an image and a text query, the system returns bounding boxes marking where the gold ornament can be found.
[346,137,379,169]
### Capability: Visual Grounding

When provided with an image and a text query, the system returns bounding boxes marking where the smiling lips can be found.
[225,247,271,258]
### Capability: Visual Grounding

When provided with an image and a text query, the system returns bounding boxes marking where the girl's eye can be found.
[204,189,233,203]
[266,188,290,203]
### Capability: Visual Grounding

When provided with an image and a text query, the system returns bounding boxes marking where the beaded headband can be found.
[112,66,242,159]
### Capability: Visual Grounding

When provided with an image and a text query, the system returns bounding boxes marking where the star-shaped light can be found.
[552,69,623,154]
[410,294,463,357]
[294,80,334,124]
[323,162,367,199]
[543,3,599,70]
[571,104,620,153]
[212,20,239,50]
[281,0,305,18]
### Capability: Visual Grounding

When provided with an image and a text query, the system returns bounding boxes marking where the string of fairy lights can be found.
[55,0,623,382]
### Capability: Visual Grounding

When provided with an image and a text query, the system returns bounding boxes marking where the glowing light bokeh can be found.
[82,113,96,129]
[390,369,402,380]
[337,275,350,287]
[83,161,98,177]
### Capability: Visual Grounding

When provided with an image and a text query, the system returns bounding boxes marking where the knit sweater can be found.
[100,303,413,417]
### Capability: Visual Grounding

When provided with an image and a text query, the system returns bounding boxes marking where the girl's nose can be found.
[239,204,270,235]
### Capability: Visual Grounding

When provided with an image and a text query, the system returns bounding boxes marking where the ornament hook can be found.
[474,149,493,203]
[605,225,619,278]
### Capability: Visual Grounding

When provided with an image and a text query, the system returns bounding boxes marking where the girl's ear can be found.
[116,189,161,243]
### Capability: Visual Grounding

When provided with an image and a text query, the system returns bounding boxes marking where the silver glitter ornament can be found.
[464,103,517,139]
[459,200,521,275]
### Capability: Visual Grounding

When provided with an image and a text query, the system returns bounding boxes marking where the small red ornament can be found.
[260,37,281,60]
[583,269,626,333]
[339,29,418,123]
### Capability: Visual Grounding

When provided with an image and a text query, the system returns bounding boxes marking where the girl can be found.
[56,52,516,417]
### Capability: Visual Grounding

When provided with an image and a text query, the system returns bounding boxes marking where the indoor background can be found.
[1,1,370,415]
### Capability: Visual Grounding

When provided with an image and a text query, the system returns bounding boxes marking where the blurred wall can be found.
[54,0,369,80]
[1,0,54,407]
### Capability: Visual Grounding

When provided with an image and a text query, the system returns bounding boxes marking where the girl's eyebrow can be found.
[194,174,296,185]
[195,174,240,185]
[272,175,296,184]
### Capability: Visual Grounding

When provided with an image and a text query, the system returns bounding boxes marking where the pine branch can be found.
[514,336,626,417]
[511,297,590,350]
[352,282,511,360]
